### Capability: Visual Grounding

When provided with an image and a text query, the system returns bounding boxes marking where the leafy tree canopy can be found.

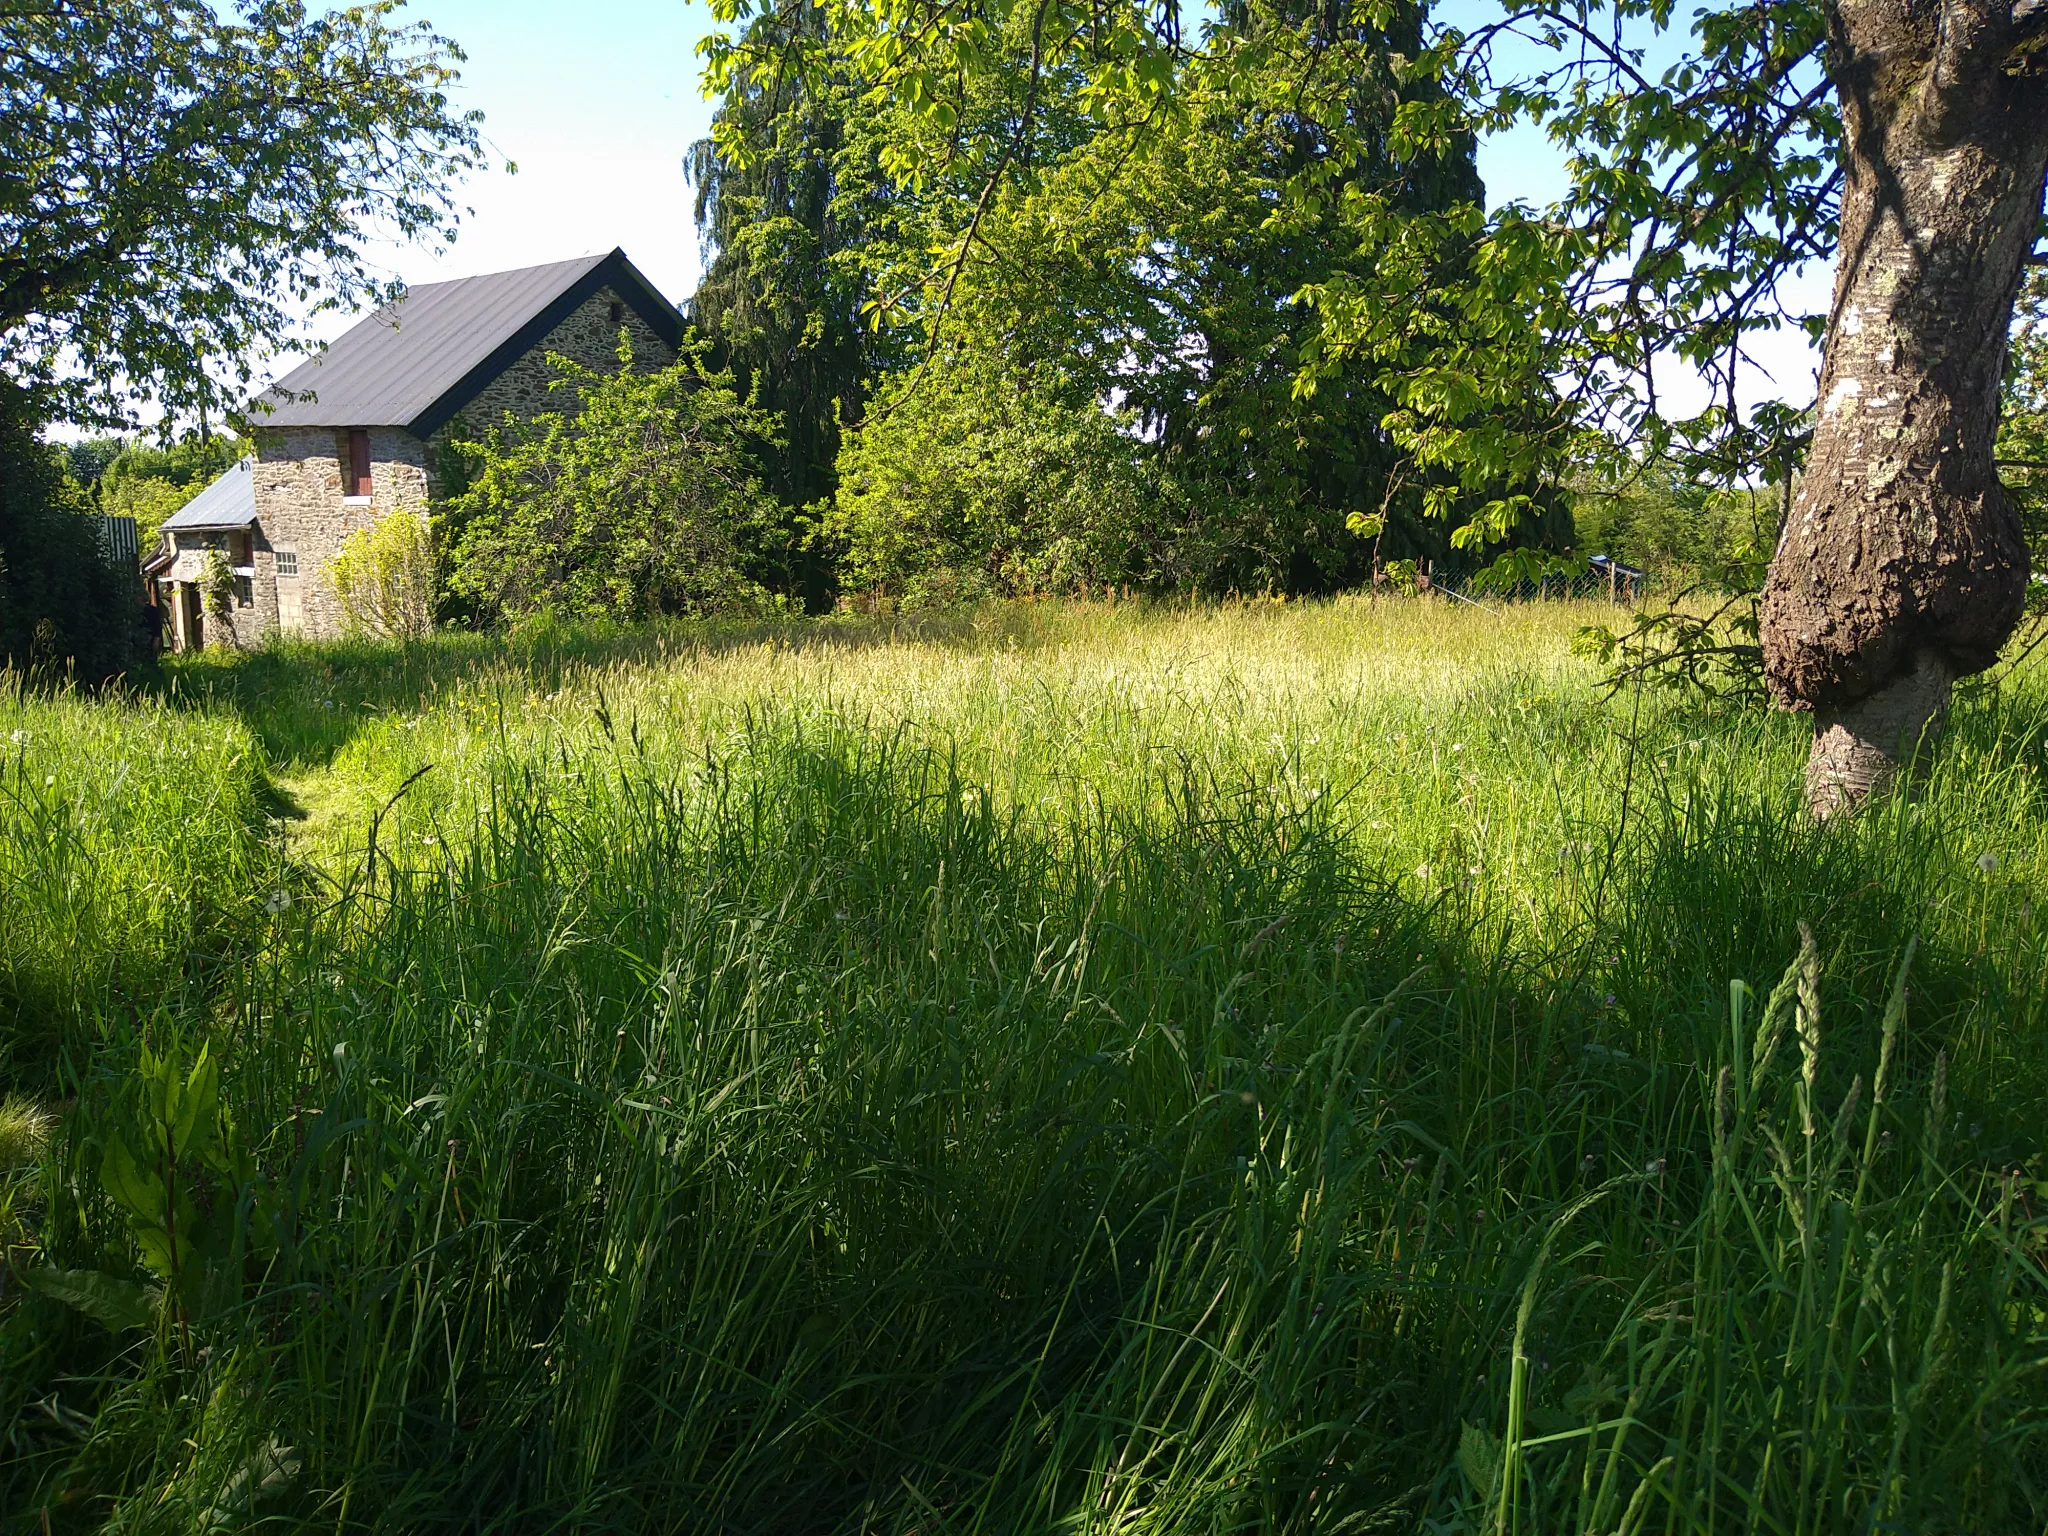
[698,0,1576,590]
[702,0,2039,550]
[686,6,900,517]
[1,0,484,429]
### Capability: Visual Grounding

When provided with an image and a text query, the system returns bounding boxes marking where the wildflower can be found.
[7,730,25,744]
[1450,742,1464,754]
[1646,1158,1667,1176]
[1978,851,2000,874]
[264,889,293,914]
[43,774,54,786]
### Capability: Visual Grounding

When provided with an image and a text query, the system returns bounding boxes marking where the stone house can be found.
[144,248,683,648]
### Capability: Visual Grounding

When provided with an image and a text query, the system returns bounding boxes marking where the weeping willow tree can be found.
[685,4,899,608]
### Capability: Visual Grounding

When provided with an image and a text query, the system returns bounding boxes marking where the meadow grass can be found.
[1,597,2044,1534]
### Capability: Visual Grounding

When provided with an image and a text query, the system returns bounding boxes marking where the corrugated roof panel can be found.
[161,459,256,531]
[252,253,611,428]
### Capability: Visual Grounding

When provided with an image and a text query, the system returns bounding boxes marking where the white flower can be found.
[1978,852,2000,874]
[8,730,25,744]
[264,889,293,914]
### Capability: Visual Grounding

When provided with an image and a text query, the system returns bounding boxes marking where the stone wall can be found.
[452,285,677,432]
[252,426,431,639]
[158,528,278,651]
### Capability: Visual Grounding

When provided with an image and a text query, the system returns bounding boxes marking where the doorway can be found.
[180,582,204,651]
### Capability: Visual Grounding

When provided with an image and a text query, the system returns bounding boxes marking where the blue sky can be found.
[334,0,1823,415]
[341,1,722,322]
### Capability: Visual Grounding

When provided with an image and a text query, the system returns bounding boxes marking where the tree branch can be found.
[1919,0,2007,144]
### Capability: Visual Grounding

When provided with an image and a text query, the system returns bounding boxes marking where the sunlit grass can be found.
[2,597,2045,1532]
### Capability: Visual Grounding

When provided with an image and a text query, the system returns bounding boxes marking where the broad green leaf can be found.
[101,1136,165,1223]
[174,1044,219,1161]
[21,1266,161,1331]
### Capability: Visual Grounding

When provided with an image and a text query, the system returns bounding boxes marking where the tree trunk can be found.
[1760,0,2048,816]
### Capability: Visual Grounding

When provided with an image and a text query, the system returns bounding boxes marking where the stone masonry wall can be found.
[252,285,679,640]
[452,285,677,435]
[158,527,279,650]
[253,426,430,639]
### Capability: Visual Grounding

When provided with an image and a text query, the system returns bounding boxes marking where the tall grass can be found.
[0,681,268,1076]
[2,598,2044,1533]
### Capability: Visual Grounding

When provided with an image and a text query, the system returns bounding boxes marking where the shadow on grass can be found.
[8,699,2044,1531]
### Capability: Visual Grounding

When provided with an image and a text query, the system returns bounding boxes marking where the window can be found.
[235,576,253,608]
[341,428,372,498]
[276,549,298,579]
[608,300,625,325]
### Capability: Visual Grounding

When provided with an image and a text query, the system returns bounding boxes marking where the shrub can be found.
[442,341,781,624]
[329,509,434,641]
[831,356,1162,606]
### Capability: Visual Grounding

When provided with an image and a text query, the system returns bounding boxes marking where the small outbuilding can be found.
[149,248,684,648]
[142,458,264,653]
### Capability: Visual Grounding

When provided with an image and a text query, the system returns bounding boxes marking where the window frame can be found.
[341,428,373,501]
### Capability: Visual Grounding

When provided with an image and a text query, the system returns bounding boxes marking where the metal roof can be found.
[161,458,256,532]
[249,249,685,436]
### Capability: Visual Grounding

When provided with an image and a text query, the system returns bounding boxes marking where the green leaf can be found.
[174,1044,219,1161]
[101,1136,165,1224]
[1458,1421,1504,1501]
[21,1266,161,1331]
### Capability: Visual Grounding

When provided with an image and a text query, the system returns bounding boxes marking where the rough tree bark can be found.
[1760,0,2048,816]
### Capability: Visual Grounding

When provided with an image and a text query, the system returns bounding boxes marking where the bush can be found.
[442,341,781,624]
[831,357,1163,605]
[329,509,434,641]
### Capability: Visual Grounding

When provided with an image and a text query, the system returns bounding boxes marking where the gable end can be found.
[406,249,687,439]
